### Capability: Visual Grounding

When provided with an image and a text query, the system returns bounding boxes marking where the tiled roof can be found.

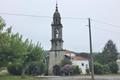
[73,56,88,60]
[64,50,89,61]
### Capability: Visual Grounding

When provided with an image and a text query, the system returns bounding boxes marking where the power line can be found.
[0,12,87,20]
[1,12,120,32]
[91,19,120,29]
[62,17,87,20]
[0,12,52,18]
[92,25,120,34]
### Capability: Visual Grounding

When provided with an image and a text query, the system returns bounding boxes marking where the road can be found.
[36,75,120,80]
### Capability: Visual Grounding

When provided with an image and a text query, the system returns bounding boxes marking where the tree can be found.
[108,62,118,74]
[94,40,119,74]
[94,62,110,74]
[95,40,118,64]
[0,17,46,76]
[21,42,45,76]
[0,17,12,67]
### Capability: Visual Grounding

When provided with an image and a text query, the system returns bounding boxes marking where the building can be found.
[48,3,64,75]
[48,4,89,75]
[64,50,90,74]
[116,54,120,73]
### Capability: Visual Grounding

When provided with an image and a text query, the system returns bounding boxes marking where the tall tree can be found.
[0,17,45,69]
[100,40,118,64]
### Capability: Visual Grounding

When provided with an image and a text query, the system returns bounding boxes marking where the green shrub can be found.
[73,66,81,75]
[61,60,72,67]
[7,63,23,75]
[102,65,110,74]
[86,68,90,74]
[108,62,118,74]
[25,62,46,76]
[94,62,110,74]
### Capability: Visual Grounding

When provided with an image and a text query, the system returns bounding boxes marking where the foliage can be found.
[95,40,118,64]
[86,68,90,74]
[73,66,81,75]
[7,63,23,75]
[102,40,118,64]
[0,17,11,67]
[24,43,44,63]
[94,40,119,74]
[108,62,118,74]
[25,62,46,76]
[94,62,110,74]
[60,60,72,67]
[0,75,41,80]
[0,17,46,76]
[61,64,73,76]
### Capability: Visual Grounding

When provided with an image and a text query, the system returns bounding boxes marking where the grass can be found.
[0,75,42,80]
[0,69,42,80]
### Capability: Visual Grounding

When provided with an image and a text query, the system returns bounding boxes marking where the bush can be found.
[94,62,103,74]
[108,62,118,74]
[73,66,81,75]
[7,63,23,75]
[61,64,73,76]
[94,62,110,74]
[86,68,90,74]
[25,62,46,76]
[61,60,72,67]
[102,65,110,74]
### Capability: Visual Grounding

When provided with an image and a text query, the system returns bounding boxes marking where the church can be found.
[47,4,89,75]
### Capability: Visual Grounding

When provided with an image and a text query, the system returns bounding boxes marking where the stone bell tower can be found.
[48,3,64,75]
[51,3,63,51]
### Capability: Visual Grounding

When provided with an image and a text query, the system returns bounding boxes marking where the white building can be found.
[64,50,90,74]
[72,56,89,74]
[116,54,120,73]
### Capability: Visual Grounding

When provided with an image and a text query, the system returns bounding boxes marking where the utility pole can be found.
[88,18,94,80]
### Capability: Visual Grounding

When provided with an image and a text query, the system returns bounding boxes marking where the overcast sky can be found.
[0,0,120,52]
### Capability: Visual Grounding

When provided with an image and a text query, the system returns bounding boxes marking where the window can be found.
[55,29,59,38]
[82,63,84,66]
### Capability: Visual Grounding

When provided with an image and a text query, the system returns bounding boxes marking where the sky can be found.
[0,0,120,52]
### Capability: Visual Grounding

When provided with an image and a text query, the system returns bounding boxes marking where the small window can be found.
[82,63,84,66]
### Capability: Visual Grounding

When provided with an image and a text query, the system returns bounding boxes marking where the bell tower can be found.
[51,3,63,51]
[48,3,64,75]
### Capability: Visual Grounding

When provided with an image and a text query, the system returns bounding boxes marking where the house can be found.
[116,54,120,73]
[64,50,90,74]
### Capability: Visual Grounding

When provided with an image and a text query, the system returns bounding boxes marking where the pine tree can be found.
[102,40,118,64]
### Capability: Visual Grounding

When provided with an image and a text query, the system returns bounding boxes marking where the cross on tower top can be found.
[56,0,58,12]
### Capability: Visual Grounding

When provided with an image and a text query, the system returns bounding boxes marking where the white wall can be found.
[116,59,120,73]
[72,60,89,74]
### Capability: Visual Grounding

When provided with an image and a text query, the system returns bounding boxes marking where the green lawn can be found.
[0,75,41,80]
[0,70,42,80]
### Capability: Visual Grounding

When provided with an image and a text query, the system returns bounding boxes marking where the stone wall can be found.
[48,50,64,75]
